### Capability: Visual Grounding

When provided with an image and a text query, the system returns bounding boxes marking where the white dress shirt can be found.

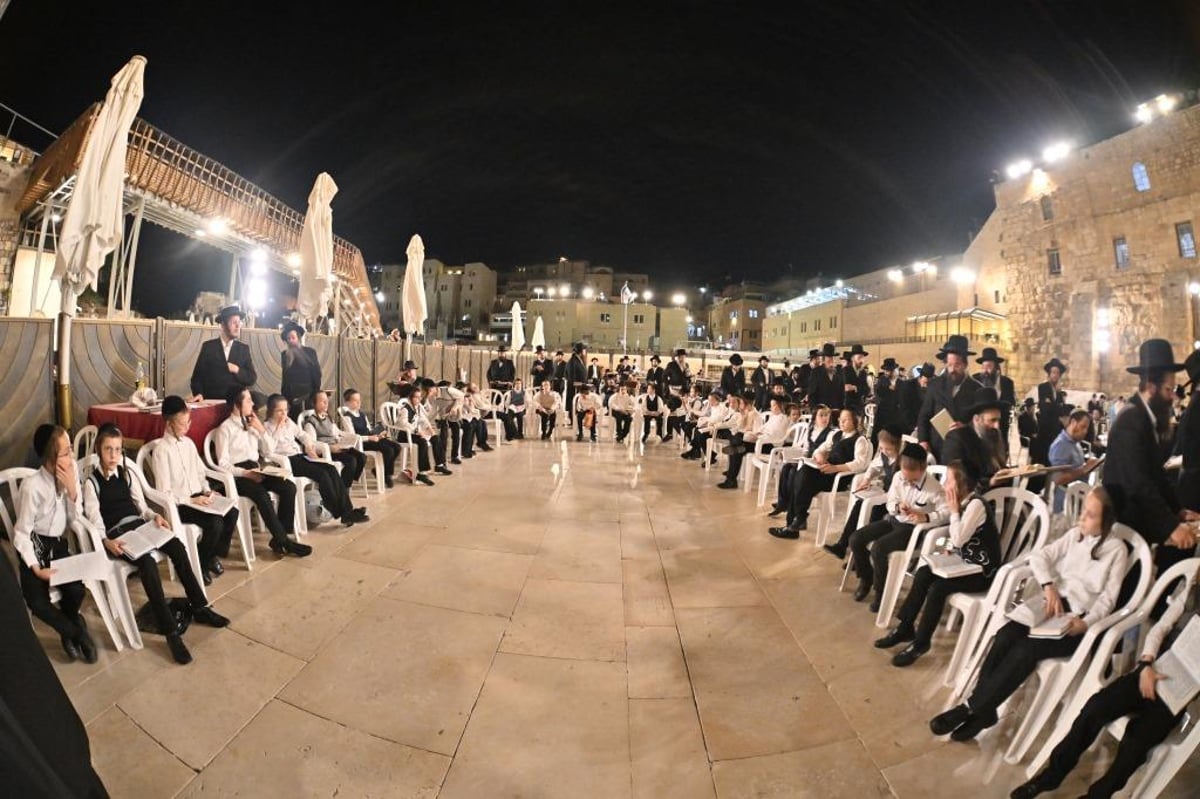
[813,432,873,474]
[82,463,156,534]
[885,469,948,526]
[1030,528,1129,627]
[13,468,83,569]
[263,417,314,457]
[151,431,210,502]
[215,416,267,477]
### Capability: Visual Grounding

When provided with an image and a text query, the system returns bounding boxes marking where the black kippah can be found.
[33,423,56,458]
[900,442,927,462]
[161,395,187,417]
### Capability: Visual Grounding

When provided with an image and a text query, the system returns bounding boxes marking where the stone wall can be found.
[0,160,30,315]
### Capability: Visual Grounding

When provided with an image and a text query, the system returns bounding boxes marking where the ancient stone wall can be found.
[0,159,31,314]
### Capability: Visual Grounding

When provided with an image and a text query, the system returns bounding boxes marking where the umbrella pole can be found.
[56,310,73,429]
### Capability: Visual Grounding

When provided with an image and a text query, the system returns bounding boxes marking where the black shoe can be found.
[853,580,871,602]
[451,458,462,465]
[166,633,192,665]
[768,526,800,540]
[202,569,214,586]
[352,507,369,521]
[462,451,475,458]
[435,466,453,476]
[416,473,435,486]
[718,480,738,489]
[1010,779,1050,799]
[385,476,395,488]
[661,436,672,443]
[480,443,493,451]
[76,628,98,664]
[681,451,700,460]
[823,544,847,559]
[891,642,929,667]
[874,625,915,649]
[341,514,358,527]
[951,707,998,741]
[930,704,973,736]
[591,436,597,442]
[271,539,313,558]
[869,599,881,613]
[208,557,224,576]
[767,505,786,517]
[192,606,230,628]
[61,635,81,662]
[576,435,583,441]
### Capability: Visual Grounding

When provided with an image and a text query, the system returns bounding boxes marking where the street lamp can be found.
[642,290,653,302]
[546,287,557,298]
[671,292,686,306]
[582,286,595,299]
[559,283,570,297]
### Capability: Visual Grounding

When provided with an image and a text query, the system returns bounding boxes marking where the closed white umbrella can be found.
[401,234,427,359]
[510,300,525,351]
[53,55,146,314]
[531,315,546,349]
[296,172,338,322]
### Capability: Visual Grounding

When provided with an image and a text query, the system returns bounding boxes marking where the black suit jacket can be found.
[190,337,256,400]
[807,367,844,410]
[941,425,1001,482]
[720,366,745,398]
[1103,394,1180,544]
[664,361,690,394]
[281,345,322,402]
[917,374,982,456]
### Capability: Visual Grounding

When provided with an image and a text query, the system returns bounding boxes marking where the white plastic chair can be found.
[0,466,129,652]
[813,454,872,547]
[745,422,802,498]
[72,425,98,459]
[869,465,949,625]
[488,389,509,444]
[838,487,889,591]
[378,402,417,476]
[1026,557,1200,780]
[337,406,386,495]
[202,428,298,553]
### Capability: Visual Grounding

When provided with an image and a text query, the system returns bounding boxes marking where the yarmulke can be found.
[33,424,56,459]
[161,395,187,417]
[900,442,927,462]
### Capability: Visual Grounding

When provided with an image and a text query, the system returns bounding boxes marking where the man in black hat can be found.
[793,349,819,404]
[1031,357,1069,465]
[664,348,692,396]
[808,343,845,410]
[721,354,746,399]
[873,357,900,444]
[1175,350,1200,510]
[917,335,983,462]
[842,344,871,413]
[972,347,1016,440]
[587,357,603,391]
[941,387,1009,487]
[530,345,552,388]
[750,355,773,412]
[280,321,322,419]
[898,362,933,434]
[565,343,588,416]
[398,359,419,385]
[1103,339,1198,575]
[190,305,257,402]
[552,350,567,396]
[487,344,516,391]
[645,355,666,397]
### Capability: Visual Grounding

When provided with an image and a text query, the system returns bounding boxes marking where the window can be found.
[994,289,1001,303]
[633,314,645,324]
[730,310,738,321]
[464,299,472,308]
[814,319,821,331]
[1047,248,1062,275]
[799,322,807,333]
[1113,237,1130,270]
[468,283,473,290]
[1177,222,1197,258]
[599,313,611,323]
[749,309,760,319]
[830,317,837,329]
[1132,162,1151,192]
[1040,195,1054,222]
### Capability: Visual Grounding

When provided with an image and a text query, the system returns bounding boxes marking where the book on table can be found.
[115,520,176,560]
[921,552,983,579]
[184,494,236,516]
[1154,615,1200,714]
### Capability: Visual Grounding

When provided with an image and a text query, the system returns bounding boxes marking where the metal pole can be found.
[56,312,72,429]
[228,252,238,304]
[29,204,52,315]
[121,196,146,313]
[623,301,628,356]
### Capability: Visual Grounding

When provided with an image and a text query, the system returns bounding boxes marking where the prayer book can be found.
[49,552,111,586]
[852,486,886,501]
[184,494,236,516]
[922,552,983,579]
[116,521,176,560]
[254,465,290,478]
[930,408,954,439]
[1165,455,1184,471]
[1154,615,1200,714]
[1006,596,1074,639]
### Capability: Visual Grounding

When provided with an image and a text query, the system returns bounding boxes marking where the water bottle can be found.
[135,360,145,391]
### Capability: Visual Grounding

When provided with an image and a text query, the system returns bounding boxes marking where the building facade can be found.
[707,283,769,350]
[370,259,497,339]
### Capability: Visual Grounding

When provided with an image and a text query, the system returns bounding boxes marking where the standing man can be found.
[973,347,1017,440]
[1032,357,1068,466]
[551,351,567,396]
[898,362,933,434]
[793,349,819,404]
[487,344,516,391]
[842,344,871,413]
[189,305,257,402]
[873,357,900,443]
[721,354,746,399]
[280,320,322,419]
[587,357,603,390]
[1103,339,1198,576]
[664,348,692,397]
[807,343,845,411]
[565,342,588,416]
[751,355,773,412]
[645,355,666,396]
[941,387,1009,487]
[530,345,552,388]
[916,335,982,462]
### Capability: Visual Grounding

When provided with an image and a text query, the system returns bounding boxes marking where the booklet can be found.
[116,520,176,560]
[922,552,983,579]
[254,465,290,478]
[1006,596,1075,639]
[184,494,236,516]
[852,486,886,502]
[930,408,954,439]
[1154,615,1200,714]
[48,552,112,586]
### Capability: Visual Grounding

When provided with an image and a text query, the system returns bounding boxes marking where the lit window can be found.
[730,310,738,320]
[749,309,759,318]
[600,313,611,323]
[1113,237,1130,270]
[1040,195,1054,222]
[1132,162,1151,192]
[1177,222,1197,258]
[1047,248,1062,275]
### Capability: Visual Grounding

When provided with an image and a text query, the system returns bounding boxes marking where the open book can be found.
[184,494,236,517]
[921,552,983,579]
[852,486,886,502]
[115,520,176,560]
[254,465,290,478]
[49,552,112,586]
[1154,615,1200,714]
[1006,595,1075,639]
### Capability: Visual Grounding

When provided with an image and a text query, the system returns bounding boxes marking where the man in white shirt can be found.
[534,382,561,439]
[574,384,602,442]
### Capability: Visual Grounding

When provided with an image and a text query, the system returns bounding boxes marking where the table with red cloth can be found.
[86,399,227,451]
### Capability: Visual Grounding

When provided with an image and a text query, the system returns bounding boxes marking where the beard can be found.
[1149,392,1175,433]
[980,426,1007,463]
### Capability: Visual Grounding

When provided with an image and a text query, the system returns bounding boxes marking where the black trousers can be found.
[665,415,682,439]
[123,537,208,635]
[289,455,353,518]
[848,519,915,594]
[177,503,238,562]
[833,498,887,550]
[969,620,1082,714]
[329,448,365,487]
[510,408,525,437]
[642,413,664,440]
[576,411,598,440]
[1035,666,1184,798]
[537,410,557,437]
[234,474,295,544]
[397,432,433,471]
[20,548,85,641]
[776,462,798,509]
[726,440,770,481]
[786,465,836,526]
[363,438,401,478]
[612,411,632,440]
[896,565,992,647]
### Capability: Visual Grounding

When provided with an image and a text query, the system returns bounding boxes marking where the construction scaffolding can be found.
[16,103,380,334]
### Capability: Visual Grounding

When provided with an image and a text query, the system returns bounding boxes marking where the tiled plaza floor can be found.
[33,434,1199,797]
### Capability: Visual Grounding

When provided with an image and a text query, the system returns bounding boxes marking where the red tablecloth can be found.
[87,400,227,452]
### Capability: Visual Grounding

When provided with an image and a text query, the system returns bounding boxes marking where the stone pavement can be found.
[40,437,1198,797]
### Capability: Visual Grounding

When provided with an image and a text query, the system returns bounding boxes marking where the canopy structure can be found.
[17,103,380,333]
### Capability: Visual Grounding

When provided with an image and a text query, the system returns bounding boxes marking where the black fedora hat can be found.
[1043,358,1069,374]
[819,343,838,357]
[976,347,1005,365]
[917,362,936,377]
[936,335,975,361]
[880,357,898,371]
[215,305,243,323]
[535,345,545,353]
[402,360,418,371]
[966,386,1011,416]
[729,353,743,366]
[1126,339,1185,375]
[848,344,869,357]
[1185,350,1200,387]
[808,348,820,358]
[279,320,305,342]
[651,355,661,363]
[674,348,687,357]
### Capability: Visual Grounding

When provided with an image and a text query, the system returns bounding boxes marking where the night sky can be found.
[2,1,1198,317]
